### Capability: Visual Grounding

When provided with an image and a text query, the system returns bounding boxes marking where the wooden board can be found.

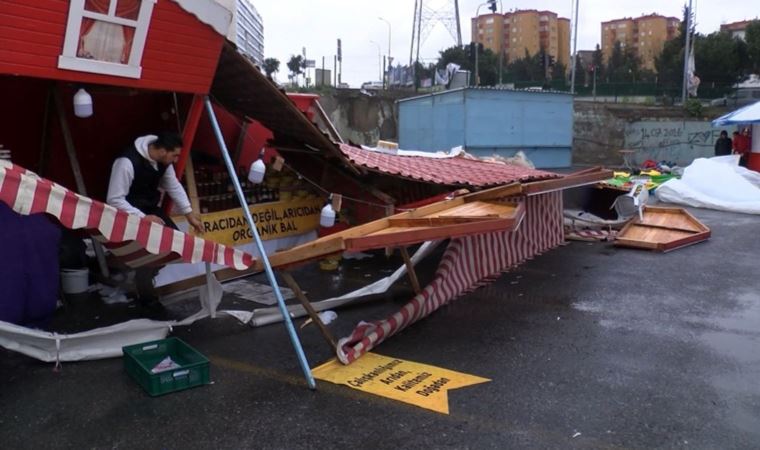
[615,206,710,252]
[264,196,525,269]
[523,167,614,195]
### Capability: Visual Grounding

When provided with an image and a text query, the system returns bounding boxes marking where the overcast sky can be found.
[255,0,756,87]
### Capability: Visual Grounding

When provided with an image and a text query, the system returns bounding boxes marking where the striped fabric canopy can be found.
[0,161,255,270]
[336,191,564,364]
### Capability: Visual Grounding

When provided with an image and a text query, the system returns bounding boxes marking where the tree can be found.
[286,55,304,86]
[655,5,693,85]
[262,57,280,78]
[476,48,499,86]
[694,32,745,85]
[437,45,471,72]
[592,44,605,81]
[746,20,760,73]
[552,61,567,83]
[605,41,641,82]
[507,49,544,83]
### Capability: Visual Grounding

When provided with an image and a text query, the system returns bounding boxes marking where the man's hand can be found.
[186,212,204,234]
[144,214,165,225]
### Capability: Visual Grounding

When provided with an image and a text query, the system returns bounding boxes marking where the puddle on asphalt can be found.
[697,290,760,364]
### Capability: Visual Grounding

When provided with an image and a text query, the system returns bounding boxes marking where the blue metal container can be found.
[398,87,573,168]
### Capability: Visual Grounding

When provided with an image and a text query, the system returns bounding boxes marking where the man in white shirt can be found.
[107,132,203,311]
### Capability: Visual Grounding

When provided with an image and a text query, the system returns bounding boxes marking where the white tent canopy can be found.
[712,100,760,126]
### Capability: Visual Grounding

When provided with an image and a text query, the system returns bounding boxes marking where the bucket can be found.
[61,268,89,294]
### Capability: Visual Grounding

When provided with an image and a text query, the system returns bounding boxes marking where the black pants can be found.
[134,207,178,304]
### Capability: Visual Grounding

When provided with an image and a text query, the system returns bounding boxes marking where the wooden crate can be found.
[615,206,711,252]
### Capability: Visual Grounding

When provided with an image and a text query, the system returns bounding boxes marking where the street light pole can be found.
[370,40,381,82]
[570,0,580,94]
[496,0,503,85]
[379,17,391,88]
[474,2,488,86]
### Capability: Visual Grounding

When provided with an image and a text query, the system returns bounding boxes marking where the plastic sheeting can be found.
[0,241,440,363]
[246,241,443,327]
[655,156,760,214]
[0,319,171,363]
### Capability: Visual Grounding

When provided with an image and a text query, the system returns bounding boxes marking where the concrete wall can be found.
[573,103,728,167]
[318,91,730,168]
[317,89,403,146]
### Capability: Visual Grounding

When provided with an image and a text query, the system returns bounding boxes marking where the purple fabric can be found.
[0,203,61,326]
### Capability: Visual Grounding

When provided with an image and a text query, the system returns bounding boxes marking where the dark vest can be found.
[119,146,168,214]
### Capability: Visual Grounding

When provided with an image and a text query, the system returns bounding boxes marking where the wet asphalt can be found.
[1,205,759,449]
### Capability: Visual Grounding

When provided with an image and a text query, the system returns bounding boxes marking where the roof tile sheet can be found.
[339,144,560,187]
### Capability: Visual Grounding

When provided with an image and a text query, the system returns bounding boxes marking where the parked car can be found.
[710,74,760,107]
[361,81,384,90]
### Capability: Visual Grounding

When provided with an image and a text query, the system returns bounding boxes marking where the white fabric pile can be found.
[655,155,760,214]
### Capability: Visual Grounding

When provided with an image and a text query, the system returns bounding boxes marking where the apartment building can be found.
[228,0,265,66]
[601,14,679,70]
[720,20,756,41]
[472,10,570,68]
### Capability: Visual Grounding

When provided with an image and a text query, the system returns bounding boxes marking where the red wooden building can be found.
[0,0,231,198]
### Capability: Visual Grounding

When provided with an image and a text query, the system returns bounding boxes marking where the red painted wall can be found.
[0,0,224,94]
[0,75,190,200]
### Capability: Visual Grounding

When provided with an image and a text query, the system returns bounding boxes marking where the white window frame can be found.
[58,0,157,79]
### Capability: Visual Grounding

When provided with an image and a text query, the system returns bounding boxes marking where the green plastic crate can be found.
[122,337,209,396]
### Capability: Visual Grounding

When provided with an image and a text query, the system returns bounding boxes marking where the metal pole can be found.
[474,3,486,86]
[379,17,391,66]
[681,0,693,105]
[414,0,423,86]
[454,0,462,46]
[409,0,418,67]
[570,0,579,93]
[370,40,381,81]
[498,0,503,85]
[379,17,391,90]
[203,97,316,390]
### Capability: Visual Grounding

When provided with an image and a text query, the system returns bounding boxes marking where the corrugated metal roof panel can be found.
[338,144,559,187]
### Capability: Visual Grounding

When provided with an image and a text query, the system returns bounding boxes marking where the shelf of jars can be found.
[189,164,321,214]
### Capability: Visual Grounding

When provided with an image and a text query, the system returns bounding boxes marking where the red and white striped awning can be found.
[0,162,255,270]
[336,191,564,364]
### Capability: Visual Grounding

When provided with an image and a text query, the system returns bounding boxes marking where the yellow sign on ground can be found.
[199,198,323,245]
[312,353,490,414]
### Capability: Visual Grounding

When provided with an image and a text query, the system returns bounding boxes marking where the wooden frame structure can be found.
[615,206,711,252]
[259,166,613,350]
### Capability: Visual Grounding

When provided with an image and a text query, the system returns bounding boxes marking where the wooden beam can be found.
[37,85,53,176]
[54,85,110,278]
[523,169,614,195]
[184,157,200,214]
[405,197,466,218]
[631,222,701,234]
[280,271,337,350]
[175,94,205,180]
[263,235,347,270]
[157,265,257,296]
[387,216,498,227]
[399,247,421,295]
[346,217,518,252]
[231,118,250,166]
[462,182,524,202]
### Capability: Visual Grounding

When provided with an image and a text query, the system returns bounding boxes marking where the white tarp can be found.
[655,156,760,214]
[0,319,171,363]
[246,241,442,327]
[0,241,440,363]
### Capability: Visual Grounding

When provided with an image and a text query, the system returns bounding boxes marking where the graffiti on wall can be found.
[624,121,719,165]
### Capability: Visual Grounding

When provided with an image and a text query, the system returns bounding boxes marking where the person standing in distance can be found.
[107,132,204,311]
[714,130,732,156]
